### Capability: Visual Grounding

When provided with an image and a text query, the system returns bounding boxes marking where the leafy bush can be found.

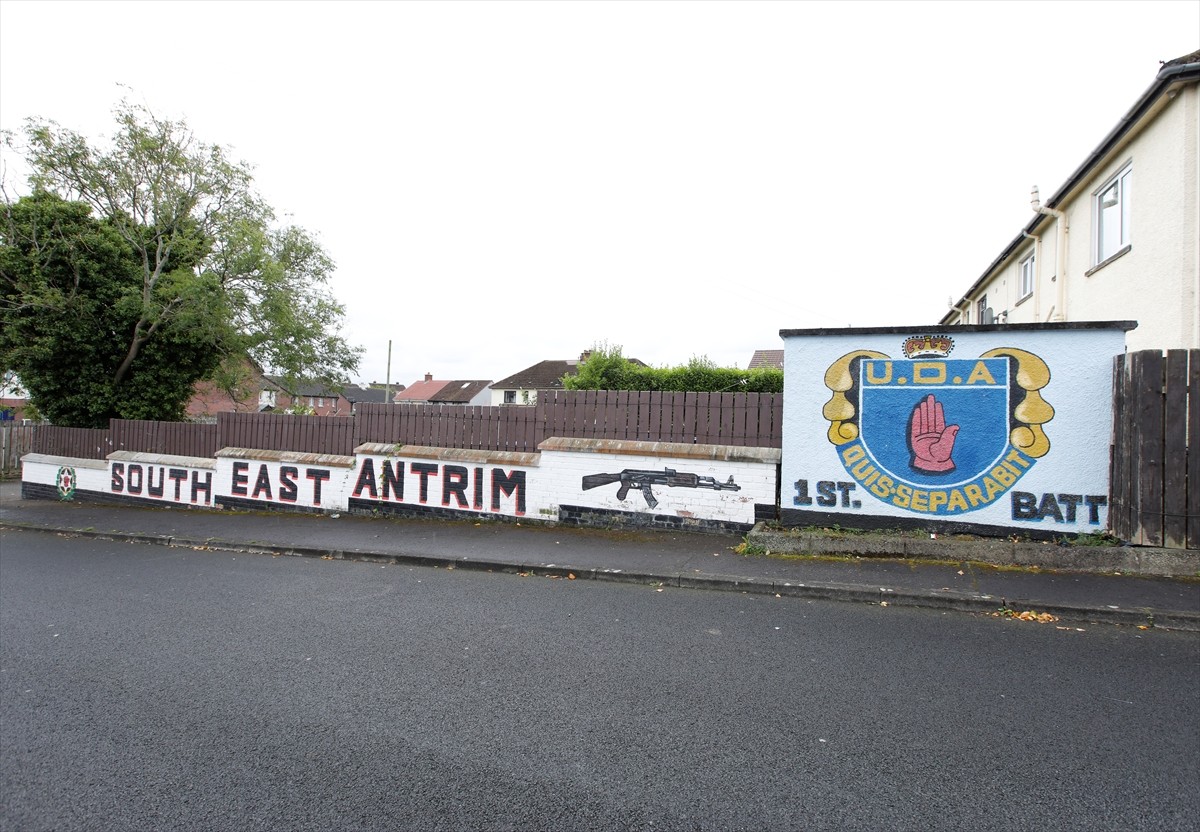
[563,343,783,393]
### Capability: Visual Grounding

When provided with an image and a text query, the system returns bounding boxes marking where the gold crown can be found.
[902,335,954,359]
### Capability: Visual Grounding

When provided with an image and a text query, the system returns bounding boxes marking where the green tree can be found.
[0,102,361,427]
[563,341,633,390]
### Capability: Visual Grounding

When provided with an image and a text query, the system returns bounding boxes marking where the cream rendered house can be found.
[941,50,1199,351]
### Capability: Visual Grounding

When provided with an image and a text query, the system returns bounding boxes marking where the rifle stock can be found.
[581,472,623,491]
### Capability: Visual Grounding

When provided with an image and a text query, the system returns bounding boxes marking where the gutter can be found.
[941,58,1200,324]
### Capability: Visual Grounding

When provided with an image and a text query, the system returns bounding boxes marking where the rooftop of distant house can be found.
[748,350,784,370]
[493,351,647,390]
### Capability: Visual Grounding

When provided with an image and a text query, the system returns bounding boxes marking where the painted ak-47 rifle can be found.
[581,467,741,509]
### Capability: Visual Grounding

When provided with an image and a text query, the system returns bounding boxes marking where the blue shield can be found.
[857,358,1011,488]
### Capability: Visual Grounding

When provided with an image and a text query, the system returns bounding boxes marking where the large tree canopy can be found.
[0,102,361,427]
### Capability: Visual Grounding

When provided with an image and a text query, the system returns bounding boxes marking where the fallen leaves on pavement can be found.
[993,607,1058,623]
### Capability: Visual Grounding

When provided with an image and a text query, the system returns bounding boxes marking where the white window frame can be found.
[1093,163,1131,265]
[976,295,988,324]
[1019,250,1035,299]
[503,390,517,404]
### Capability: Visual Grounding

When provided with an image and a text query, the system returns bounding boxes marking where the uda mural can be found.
[781,323,1132,534]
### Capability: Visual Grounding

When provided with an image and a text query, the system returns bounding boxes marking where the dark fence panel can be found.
[109,419,219,458]
[1,424,36,476]
[1111,349,1197,548]
[32,426,111,460]
[355,403,542,453]
[535,390,783,446]
[218,412,355,456]
[356,393,782,451]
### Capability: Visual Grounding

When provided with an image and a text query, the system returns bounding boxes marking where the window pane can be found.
[1098,199,1120,260]
[1120,170,1131,246]
[1096,167,1131,263]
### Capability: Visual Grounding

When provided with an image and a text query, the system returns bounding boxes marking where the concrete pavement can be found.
[2,479,1197,630]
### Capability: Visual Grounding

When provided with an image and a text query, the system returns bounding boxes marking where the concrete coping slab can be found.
[108,450,216,469]
[215,447,356,468]
[21,453,108,470]
[354,443,541,468]
[539,437,781,464]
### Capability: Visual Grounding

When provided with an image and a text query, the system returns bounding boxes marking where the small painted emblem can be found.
[55,466,77,501]
[821,344,1054,515]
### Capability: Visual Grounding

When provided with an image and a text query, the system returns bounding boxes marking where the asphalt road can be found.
[2,529,1198,831]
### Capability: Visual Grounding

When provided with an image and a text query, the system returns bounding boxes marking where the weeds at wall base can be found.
[735,539,1055,575]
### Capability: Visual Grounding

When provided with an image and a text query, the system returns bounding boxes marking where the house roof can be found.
[748,350,784,370]
[429,380,493,404]
[340,386,392,405]
[264,376,342,398]
[494,351,650,391]
[493,360,580,390]
[394,378,452,402]
[941,50,1200,323]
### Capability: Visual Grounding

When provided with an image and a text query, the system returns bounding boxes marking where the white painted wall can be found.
[22,439,779,529]
[490,387,535,406]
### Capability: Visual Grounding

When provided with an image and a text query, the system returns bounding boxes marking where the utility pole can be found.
[384,340,393,404]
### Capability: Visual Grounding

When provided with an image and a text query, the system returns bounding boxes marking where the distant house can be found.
[394,373,451,404]
[430,380,493,406]
[187,362,278,420]
[187,363,387,420]
[491,352,595,406]
[940,50,1200,350]
[492,350,646,404]
[0,396,30,423]
[747,350,784,370]
[394,374,492,406]
[340,384,393,414]
[264,378,352,416]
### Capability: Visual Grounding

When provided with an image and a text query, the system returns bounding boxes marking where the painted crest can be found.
[821,343,1054,515]
[55,466,77,501]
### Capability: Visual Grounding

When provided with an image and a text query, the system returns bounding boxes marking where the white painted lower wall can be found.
[21,438,781,532]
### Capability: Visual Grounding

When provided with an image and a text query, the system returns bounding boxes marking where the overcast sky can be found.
[1,1,1196,388]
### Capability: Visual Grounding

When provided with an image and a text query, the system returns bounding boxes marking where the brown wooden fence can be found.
[1110,349,1198,549]
[110,419,219,458]
[219,412,356,455]
[356,403,542,452]
[537,390,783,447]
[354,391,783,451]
[32,426,112,459]
[1,424,36,477]
[25,391,784,461]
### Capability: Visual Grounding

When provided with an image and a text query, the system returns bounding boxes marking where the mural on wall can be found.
[56,466,77,501]
[209,457,356,511]
[351,456,528,516]
[581,467,741,509]
[817,337,1053,516]
[110,461,214,506]
[228,461,335,507]
[782,323,1130,533]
